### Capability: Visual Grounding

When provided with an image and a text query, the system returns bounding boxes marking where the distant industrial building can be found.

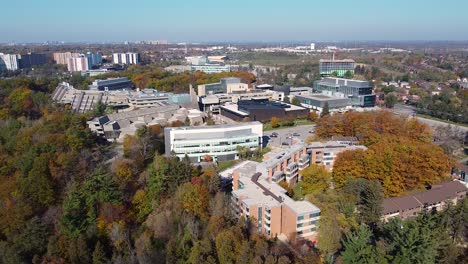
[89,77,133,91]
[113,52,140,65]
[164,122,263,162]
[220,99,309,122]
[319,59,355,77]
[313,77,376,107]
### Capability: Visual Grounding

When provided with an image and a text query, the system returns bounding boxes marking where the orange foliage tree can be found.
[316,111,454,197]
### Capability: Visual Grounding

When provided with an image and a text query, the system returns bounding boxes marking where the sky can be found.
[1,0,467,43]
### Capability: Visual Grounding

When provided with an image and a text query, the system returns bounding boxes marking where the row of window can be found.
[297,212,320,220]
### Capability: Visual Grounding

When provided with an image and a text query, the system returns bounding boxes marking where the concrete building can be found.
[164,122,263,162]
[67,56,89,72]
[198,89,284,114]
[89,77,133,91]
[192,64,230,73]
[113,52,140,65]
[313,77,376,107]
[87,104,186,141]
[319,59,355,77]
[220,99,309,122]
[289,87,313,96]
[197,77,248,96]
[52,83,191,113]
[308,141,367,171]
[296,94,352,113]
[53,52,80,64]
[0,53,20,71]
[382,181,467,221]
[230,160,320,242]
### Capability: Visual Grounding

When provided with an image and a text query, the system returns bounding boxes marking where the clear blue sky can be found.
[1,0,467,42]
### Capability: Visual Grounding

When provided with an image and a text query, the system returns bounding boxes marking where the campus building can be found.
[220,99,308,122]
[319,59,355,77]
[313,77,376,107]
[164,122,263,162]
[88,77,133,91]
[198,89,284,114]
[230,160,321,242]
[382,181,467,221]
[67,56,89,72]
[197,77,248,96]
[296,94,352,113]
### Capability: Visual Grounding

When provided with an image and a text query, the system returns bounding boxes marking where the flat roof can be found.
[297,94,349,102]
[165,121,262,132]
[319,59,355,62]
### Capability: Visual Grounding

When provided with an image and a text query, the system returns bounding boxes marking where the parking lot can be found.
[264,124,316,147]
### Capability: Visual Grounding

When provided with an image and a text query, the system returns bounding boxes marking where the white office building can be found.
[164,122,263,162]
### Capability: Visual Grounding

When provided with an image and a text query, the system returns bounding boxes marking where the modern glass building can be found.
[313,77,376,107]
[319,59,355,77]
[164,122,263,162]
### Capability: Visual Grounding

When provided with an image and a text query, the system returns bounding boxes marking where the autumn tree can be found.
[270,117,281,128]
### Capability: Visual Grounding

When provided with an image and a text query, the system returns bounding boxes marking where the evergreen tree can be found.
[321,102,330,117]
[341,225,386,264]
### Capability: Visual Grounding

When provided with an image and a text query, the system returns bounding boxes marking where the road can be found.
[391,104,468,133]
[264,124,316,147]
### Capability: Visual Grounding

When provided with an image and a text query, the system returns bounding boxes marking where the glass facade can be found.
[319,61,355,77]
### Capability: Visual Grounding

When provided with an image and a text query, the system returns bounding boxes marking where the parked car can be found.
[292,132,300,137]
[282,142,289,146]
[270,133,278,138]
[309,130,315,133]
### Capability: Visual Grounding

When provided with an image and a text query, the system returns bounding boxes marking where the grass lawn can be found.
[415,114,468,128]
[217,160,240,172]
[263,119,314,131]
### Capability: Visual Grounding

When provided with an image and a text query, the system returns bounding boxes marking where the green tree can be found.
[92,241,109,264]
[384,93,397,108]
[341,225,387,264]
[291,96,301,106]
[299,164,331,194]
[321,102,330,117]
[344,70,354,79]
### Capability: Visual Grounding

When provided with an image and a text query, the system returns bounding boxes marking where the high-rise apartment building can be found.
[53,52,80,64]
[112,52,140,65]
[0,53,20,71]
[319,59,355,77]
[67,56,89,72]
[85,52,102,67]
[19,53,47,68]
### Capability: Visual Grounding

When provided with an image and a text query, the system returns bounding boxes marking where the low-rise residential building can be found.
[230,160,320,242]
[164,122,263,162]
[382,181,467,221]
[308,141,367,171]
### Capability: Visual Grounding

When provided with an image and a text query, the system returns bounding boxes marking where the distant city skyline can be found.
[1,0,467,43]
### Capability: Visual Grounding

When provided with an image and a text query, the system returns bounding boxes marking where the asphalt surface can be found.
[391,104,468,132]
[264,124,316,147]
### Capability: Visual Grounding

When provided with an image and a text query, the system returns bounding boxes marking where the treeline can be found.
[91,65,256,93]
[416,89,468,124]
